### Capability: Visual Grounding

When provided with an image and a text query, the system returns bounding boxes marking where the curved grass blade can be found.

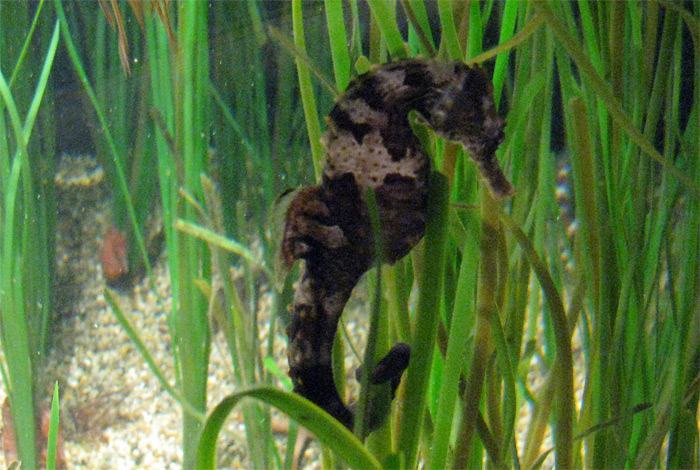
[399,0,436,56]
[658,0,699,52]
[468,13,544,67]
[490,0,520,107]
[8,0,46,88]
[353,188,384,441]
[0,20,60,470]
[268,26,338,97]
[490,304,517,464]
[427,205,481,469]
[173,218,271,279]
[452,187,503,468]
[196,386,381,470]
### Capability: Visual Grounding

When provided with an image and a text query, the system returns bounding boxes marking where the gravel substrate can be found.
[0,155,583,469]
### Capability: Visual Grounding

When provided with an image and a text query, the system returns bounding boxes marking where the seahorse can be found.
[276,58,512,431]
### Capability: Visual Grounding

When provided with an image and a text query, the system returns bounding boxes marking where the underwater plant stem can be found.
[386,261,412,343]
[324,0,350,91]
[268,26,338,98]
[176,2,212,468]
[468,12,544,67]
[490,301,517,465]
[366,0,408,58]
[427,210,479,469]
[45,382,60,470]
[353,189,383,442]
[499,210,574,469]
[437,0,462,60]
[568,98,601,319]
[453,186,499,468]
[399,0,436,56]
[490,0,520,108]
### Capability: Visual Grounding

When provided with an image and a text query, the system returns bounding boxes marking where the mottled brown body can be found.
[280,58,512,430]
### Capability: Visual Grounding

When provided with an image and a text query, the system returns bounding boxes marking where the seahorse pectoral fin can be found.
[353,342,412,433]
[271,187,303,290]
[365,342,411,389]
[272,185,351,290]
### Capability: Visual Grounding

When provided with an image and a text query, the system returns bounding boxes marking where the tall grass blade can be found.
[324,0,350,90]
[45,382,60,470]
[292,0,324,177]
[397,172,450,467]
[366,0,407,58]
[499,211,573,469]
